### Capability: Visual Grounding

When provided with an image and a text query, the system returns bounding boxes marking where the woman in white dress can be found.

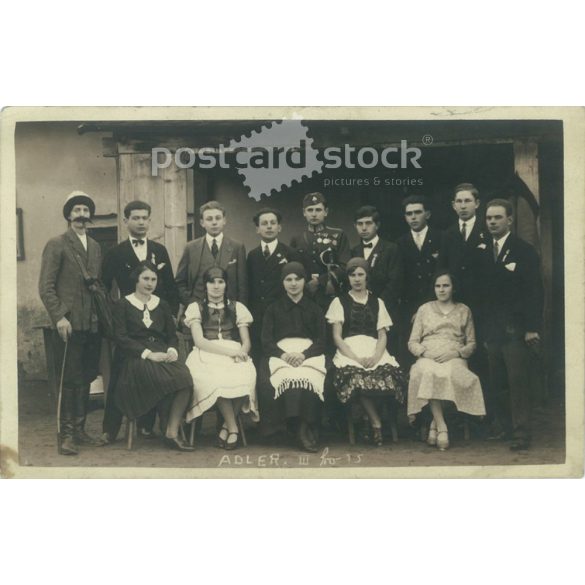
[184,267,258,450]
[326,257,406,446]
[407,271,485,451]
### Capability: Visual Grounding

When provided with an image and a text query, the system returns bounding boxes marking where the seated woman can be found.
[184,267,258,450]
[326,257,406,446]
[260,262,327,453]
[407,271,486,451]
[113,261,194,451]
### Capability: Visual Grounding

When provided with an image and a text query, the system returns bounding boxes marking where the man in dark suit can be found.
[246,207,301,363]
[439,183,487,320]
[481,198,543,450]
[396,195,443,335]
[39,191,105,455]
[351,205,402,353]
[102,200,180,313]
[175,200,248,306]
[101,200,181,442]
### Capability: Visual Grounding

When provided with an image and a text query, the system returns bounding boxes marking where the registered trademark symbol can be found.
[422,134,433,145]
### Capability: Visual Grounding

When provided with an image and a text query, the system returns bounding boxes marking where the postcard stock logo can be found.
[152,120,422,201]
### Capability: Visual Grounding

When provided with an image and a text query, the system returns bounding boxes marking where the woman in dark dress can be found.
[326,257,406,446]
[259,262,327,453]
[113,261,194,451]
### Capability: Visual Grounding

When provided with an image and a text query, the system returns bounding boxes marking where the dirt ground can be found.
[15,380,565,475]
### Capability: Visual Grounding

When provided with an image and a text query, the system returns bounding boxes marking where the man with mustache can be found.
[39,191,105,455]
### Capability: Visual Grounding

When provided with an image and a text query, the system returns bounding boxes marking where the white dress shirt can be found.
[459,215,476,241]
[411,225,428,251]
[76,232,88,251]
[129,236,148,261]
[362,235,379,260]
[261,239,279,257]
[205,232,224,251]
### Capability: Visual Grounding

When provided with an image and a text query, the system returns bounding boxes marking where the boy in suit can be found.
[397,195,443,324]
[480,198,543,450]
[289,192,351,310]
[439,183,487,320]
[175,201,247,306]
[39,191,105,455]
[246,207,301,362]
[101,200,180,442]
[352,205,402,326]
[102,200,180,313]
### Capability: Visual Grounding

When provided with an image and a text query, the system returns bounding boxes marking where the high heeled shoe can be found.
[436,430,449,451]
[224,431,239,451]
[163,436,195,452]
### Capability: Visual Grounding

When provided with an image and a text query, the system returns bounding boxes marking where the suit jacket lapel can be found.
[122,239,139,267]
[66,229,88,265]
[218,236,232,269]
[192,238,204,277]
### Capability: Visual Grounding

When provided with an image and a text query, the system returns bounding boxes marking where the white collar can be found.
[411,225,428,241]
[261,239,279,254]
[493,231,511,248]
[205,232,224,248]
[459,215,476,231]
[126,293,160,311]
[362,235,379,248]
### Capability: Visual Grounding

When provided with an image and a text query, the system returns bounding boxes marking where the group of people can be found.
[39,183,543,456]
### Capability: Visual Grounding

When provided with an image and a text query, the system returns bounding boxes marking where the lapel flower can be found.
[501,249,510,263]
[151,253,156,264]
[371,253,378,268]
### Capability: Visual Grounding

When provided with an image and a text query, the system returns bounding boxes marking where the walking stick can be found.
[56,338,69,450]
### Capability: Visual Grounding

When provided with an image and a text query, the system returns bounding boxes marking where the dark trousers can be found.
[102,347,157,441]
[52,330,101,439]
[485,337,534,440]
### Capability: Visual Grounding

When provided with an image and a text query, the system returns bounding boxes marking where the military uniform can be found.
[290,224,351,310]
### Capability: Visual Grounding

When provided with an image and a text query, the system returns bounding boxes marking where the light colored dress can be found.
[407,301,485,416]
[184,301,258,422]
[325,293,405,404]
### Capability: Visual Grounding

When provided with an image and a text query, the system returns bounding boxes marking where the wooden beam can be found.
[513,140,540,248]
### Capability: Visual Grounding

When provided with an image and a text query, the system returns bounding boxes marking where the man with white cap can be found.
[39,191,105,455]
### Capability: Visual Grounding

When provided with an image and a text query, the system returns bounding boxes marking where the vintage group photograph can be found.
[2,107,582,478]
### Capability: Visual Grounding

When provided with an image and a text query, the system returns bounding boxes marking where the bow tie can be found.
[132,239,145,247]
[363,242,373,249]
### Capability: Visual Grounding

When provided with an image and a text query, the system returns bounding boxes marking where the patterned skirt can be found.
[329,335,407,404]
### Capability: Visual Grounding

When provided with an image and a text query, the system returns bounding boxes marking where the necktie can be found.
[461,222,467,241]
[263,245,271,259]
[363,242,373,249]
[132,238,145,247]
[211,238,219,259]
[415,232,423,251]
[493,240,499,262]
